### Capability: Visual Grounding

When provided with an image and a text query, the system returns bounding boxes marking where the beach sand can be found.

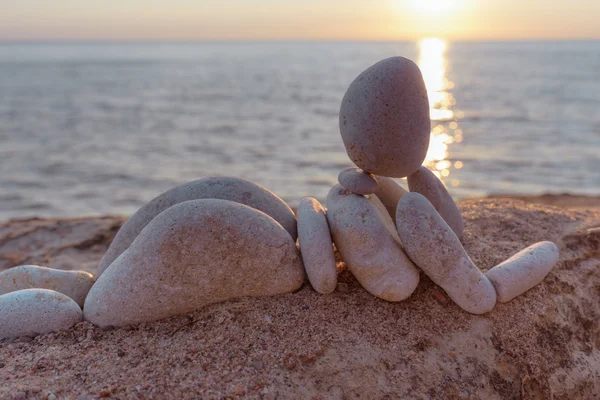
[0,196,599,399]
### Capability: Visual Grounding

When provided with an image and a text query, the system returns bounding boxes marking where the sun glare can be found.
[419,37,463,184]
[405,0,462,15]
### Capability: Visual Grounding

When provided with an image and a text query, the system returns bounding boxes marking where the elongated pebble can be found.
[338,167,378,195]
[0,289,83,339]
[297,197,338,294]
[408,166,464,237]
[326,184,419,301]
[485,241,559,302]
[395,193,496,314]
[373,176,408,220]
[0,265,94,307]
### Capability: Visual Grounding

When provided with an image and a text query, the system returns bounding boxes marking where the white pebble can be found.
[326,184,419,301]
[0,265,94,307]
[98,176,297,277]
[0,289,82,339]
[485,241,559,302]
[85,199,304,328]
[337,167,378,195]
[373,176,408,220]
[408,166,464,237]
[297,197,338,294]
[396,193,496,314]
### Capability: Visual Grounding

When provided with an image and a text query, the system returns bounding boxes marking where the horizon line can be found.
[1,37,600,44]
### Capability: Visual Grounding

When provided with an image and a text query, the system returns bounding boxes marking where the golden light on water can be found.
[418,37,461,183]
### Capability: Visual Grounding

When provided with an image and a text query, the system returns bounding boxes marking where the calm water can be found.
[1,41,599,220]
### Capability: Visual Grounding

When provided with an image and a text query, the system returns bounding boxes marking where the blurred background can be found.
[1,0,599,220]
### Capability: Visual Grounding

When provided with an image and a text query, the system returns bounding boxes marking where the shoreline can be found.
[1,194,599,398]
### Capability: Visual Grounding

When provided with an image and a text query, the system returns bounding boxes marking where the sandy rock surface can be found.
[339,56,430,177]
[98,177,297,277]
[0,289,82,339]
[297,198,337,294]
[85,199,304,328]
[0,196,599,399]
[0,265,94,307]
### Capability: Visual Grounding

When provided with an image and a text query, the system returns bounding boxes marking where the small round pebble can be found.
[337,167,378,195]
[373,176,408,220]
[297,197,338,294]
[0,289,83,339]
[485,241,559,302]
[339,56,430,177]
[407,166,464,237]
[0,265,94,307]
[396,193,496,314]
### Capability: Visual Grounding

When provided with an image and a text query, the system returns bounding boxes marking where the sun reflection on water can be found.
[418,38,462,185]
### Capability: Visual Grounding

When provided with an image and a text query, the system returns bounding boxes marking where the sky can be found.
[1,0,600,41]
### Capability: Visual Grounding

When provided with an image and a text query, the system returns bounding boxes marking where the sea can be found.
[1,40,599,220]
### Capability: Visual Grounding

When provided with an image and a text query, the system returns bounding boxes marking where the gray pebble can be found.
[396,193,496,314]
[0,265,94,307]
[0,289,83,339]
[337,167,378,195]
[485,241,559,302]
[297,197,338,294]
[373,176,408,220]
[98,177,297,277]
[407,166,464,237]
[326,184,419,301]
[339,57,430,177]
[85,199,304,328]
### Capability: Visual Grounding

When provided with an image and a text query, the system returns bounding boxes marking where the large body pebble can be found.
[395,193,496,314]
[373,176,408,220]
[326,184,419,301]
[337,167,378,195]
[339,57,430,178]
[0,265,94,307]
[98,177,297,277]
[0,289,82,339]
[297,197,337,294]
[408,166,464,237]
[85,199,305,328]
[485,241,559,302]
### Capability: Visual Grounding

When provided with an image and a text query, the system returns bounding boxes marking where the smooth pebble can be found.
[485,241,559,302]
[373,176,409,220]
[337,167,378,195]
[0,265,94,307]
[98,176,297,276]
[408,166,464,237]
[326,184,419,301]
[0,289,82,339]
[339,56,430,177]
[395,193,496,314]
[297,197,338,294]
[85,199,305,327]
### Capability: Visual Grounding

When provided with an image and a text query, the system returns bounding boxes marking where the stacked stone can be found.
[0,56,561,339]
[331,56,557,313]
